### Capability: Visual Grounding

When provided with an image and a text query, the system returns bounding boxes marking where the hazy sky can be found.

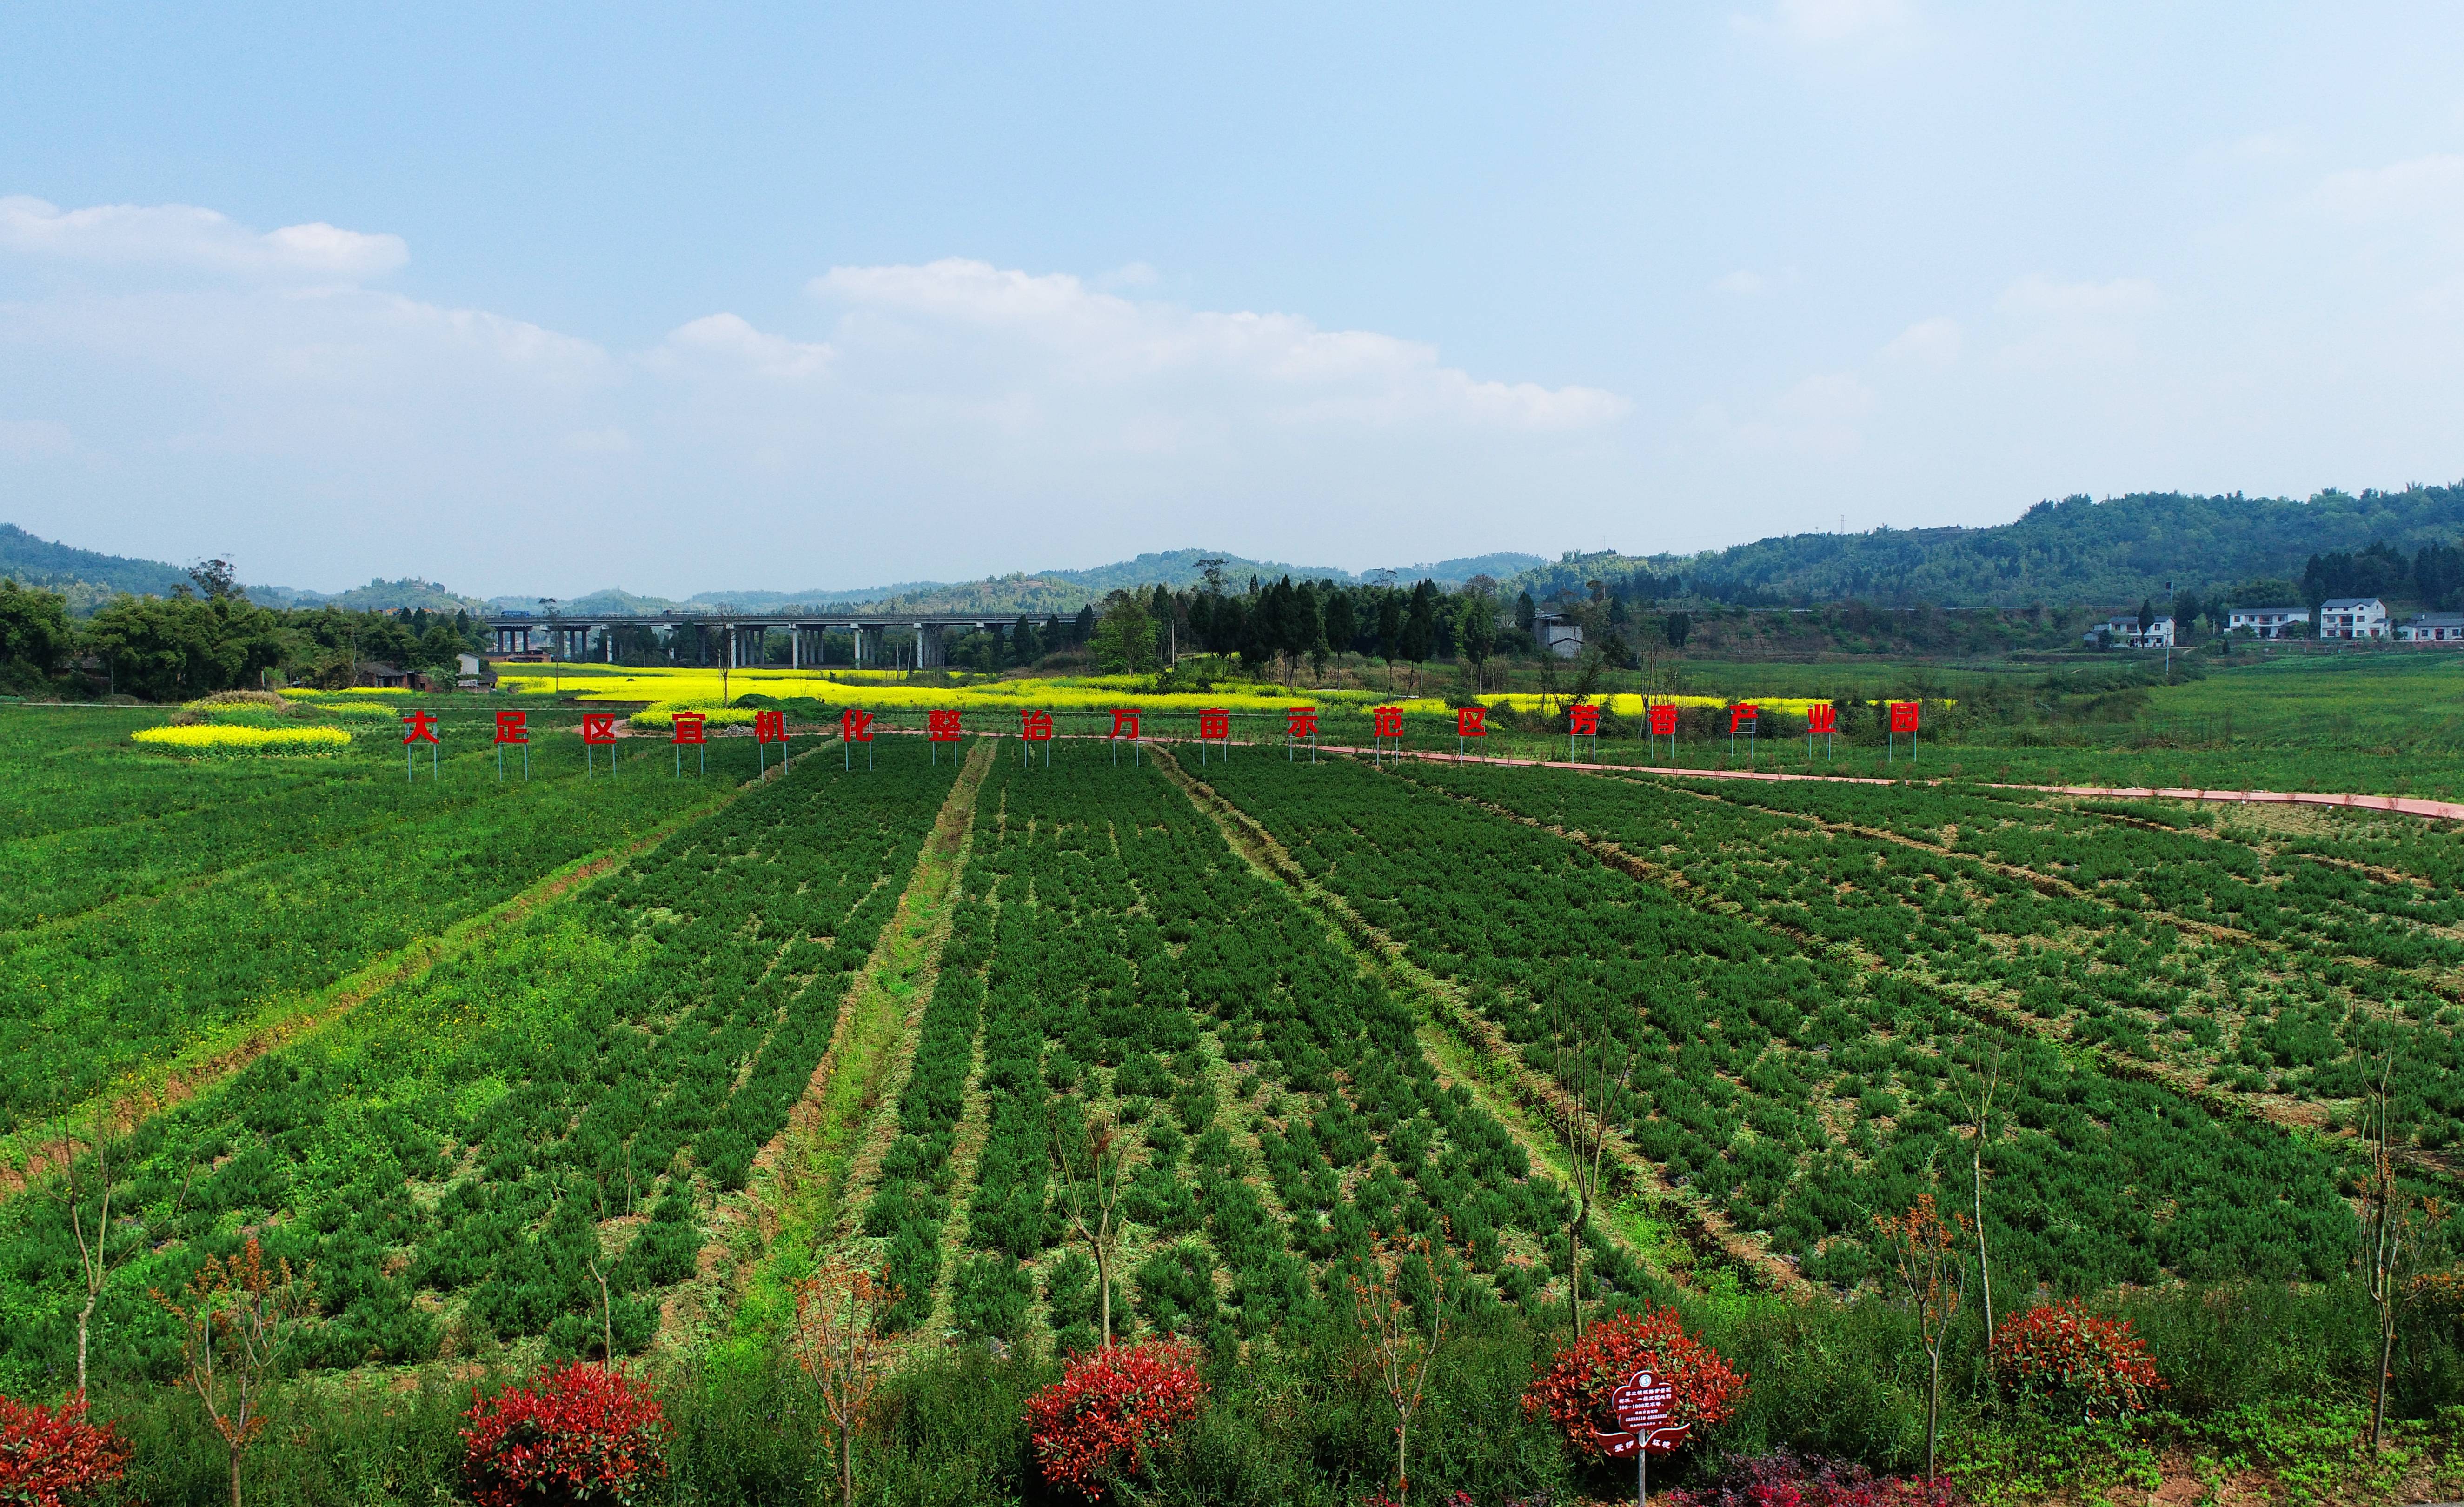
[4,2,2462,597]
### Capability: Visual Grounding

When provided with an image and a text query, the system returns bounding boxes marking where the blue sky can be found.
[4,2,2462,597]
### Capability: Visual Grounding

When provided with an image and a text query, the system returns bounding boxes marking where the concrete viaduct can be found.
[481,612,1032,670]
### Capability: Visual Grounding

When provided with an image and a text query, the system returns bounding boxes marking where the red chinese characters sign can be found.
[754,710,787,743]
[841,708,876,743]
[1456,707,1486,738]
[1021,710,1053,742]
[1890,700,1920,733]
[1589,1368,1692,1459]
[1110,708,1141,740]
[581,714,618,746]
[1373,706,1404,739]
[401,711,439,745]
[671,711,708,745]
[1567,704,1600,738]
[1286,707,1318,739]
[1647,702,1678,737]
[1198,709,1231,741]
[928,710,962,742]
[493,710,528,745]
[1806,703,1837,735]
[1729,703,1757,734]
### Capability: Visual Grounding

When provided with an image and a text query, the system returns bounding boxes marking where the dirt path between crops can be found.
[0,758,777,1199]
[1153,746,1804,1295]
[674,737,990,1343]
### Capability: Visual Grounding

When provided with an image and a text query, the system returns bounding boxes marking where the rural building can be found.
[2227,606,2309,639]
[355,660,412,688]
[2082,614,2174,649]
[2317,598,2389,639]
[456,652,498,690]
[2398,613,2464,644]
[1532,612,1585,659]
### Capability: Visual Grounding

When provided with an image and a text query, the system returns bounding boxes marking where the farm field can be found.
[0,708,755,1151]
[12,697,2464,1503]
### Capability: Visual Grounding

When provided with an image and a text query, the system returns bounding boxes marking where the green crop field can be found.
[12,697,2464,1504]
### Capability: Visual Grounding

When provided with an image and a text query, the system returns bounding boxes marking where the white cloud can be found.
[0,419,72,459]
[804,257,1627,433]
[1993,274,2158,368]
[1695,371,1876,460]
[1881,316,1962,367]
[1738,0,1912,46]
[2314,154,2464,239]
[0,196,407,280]
[0,202,1634,591]
[1713,269,1767,295]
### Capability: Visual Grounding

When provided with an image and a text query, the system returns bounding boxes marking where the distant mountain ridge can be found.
[16,480,2464,618]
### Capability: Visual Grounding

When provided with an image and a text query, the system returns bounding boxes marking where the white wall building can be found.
[2398,613,2464,644]
[2317,598,2389,639]
[2084,614,2175,649]
[1531,612,1585,659]
[2227,606,2309,639]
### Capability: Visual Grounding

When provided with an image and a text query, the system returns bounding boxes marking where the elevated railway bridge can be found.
[481,611,1033,669]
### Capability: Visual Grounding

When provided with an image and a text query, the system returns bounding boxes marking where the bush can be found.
[1667,1449,1963,1506]
[461,1362,671,1507]
[1989,1301,2164,1420]
[1025,1340,1208,1500]
[1522,1306,1748,1462]
[0,1396,130,1506]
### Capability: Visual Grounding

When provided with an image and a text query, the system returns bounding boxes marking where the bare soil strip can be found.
[685,737,991,1334]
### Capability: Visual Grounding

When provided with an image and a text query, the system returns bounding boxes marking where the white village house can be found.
[2317,598,2389,639]
[2226,605,2309,639]
[2398,613,2464,644]
[2083,613,2175,650]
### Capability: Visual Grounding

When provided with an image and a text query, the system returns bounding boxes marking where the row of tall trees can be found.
[0,567,488,701]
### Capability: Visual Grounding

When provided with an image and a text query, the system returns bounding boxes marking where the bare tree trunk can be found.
[1567,1212,1584,1340]
[1974,1142,1992,1355]
[229,1445,244,1507]
[1926,1345,1942,1481]
[76,1294,95,1398]
[841,1423,857,1505]
[1097,1246,1112,1348]
[2374,1304,2395,1450]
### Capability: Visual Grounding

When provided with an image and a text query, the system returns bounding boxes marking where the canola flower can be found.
[133,724,355,756]
[493,665,1427,714]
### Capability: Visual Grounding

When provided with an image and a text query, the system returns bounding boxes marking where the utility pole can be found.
[2164,579,2174,683]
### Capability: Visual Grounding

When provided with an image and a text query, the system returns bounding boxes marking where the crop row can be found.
[1605,773,2464,1146]
[1196,753,2361,1291]
[0,733,753,1136]
[0,757,956,1396]
[855,755,1629,1356]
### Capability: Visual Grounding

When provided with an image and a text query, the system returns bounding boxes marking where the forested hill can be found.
[1513,483,2464,607]
[0,524,189,608]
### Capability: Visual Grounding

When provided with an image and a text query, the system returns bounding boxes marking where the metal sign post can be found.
[1588,1368,1692,1507]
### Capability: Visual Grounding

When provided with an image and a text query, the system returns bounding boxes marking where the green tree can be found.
[0,580,73,678]
[1321,588,1356,659]
[1376,592,1404,672]
[1455,589,1496,680]
[1070,604,1096,647]
[1087,590,1157,673]
[1514,590,1536,634]
[86,594,286,701]
[1398,581,1439,692]
[1663,611,1691,649]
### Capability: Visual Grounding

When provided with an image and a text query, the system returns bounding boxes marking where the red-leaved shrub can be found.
[1026,1340,1208,1500]
[461,1362,671,1507]
[1522,1306,1747,1461]
[0,1396,130,1507]
[1988,1300,2164,1420]
[1666,1449,1964,1507]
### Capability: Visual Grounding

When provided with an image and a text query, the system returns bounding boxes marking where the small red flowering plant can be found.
[1026,1340,1208,1500]
[1522,1305,1747,1460]
[461,1361,671,1507]
[1988,1300,2164,1420]
[0,1395,130,1507]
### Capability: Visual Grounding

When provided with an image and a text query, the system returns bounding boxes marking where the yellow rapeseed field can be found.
[132,725,355,755]
[493,665,1437,715]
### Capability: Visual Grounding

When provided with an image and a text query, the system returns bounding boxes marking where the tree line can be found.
[0,562,489,702]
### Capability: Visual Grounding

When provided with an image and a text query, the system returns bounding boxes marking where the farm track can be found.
[1153,745,1802,1294]
[0,767,763,1197]
[690,736,991,1336]
[1387,760,2464,1188]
